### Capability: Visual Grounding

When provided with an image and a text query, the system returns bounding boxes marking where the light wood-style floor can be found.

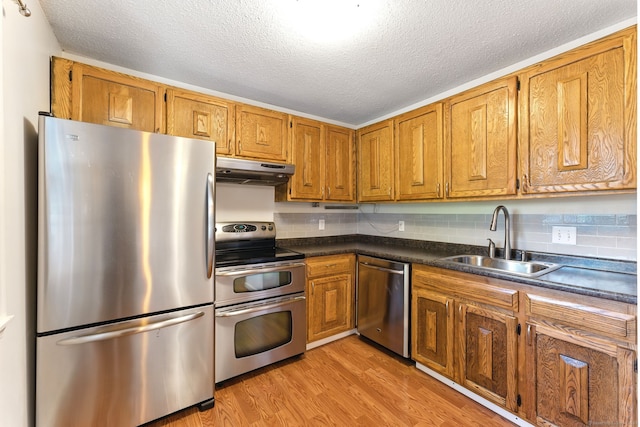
[146,335,515,426]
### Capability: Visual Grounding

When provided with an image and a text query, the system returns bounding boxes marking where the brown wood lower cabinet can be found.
[411,264,637,427]
[528,325,636,426]
[306,254,355,343]
[458,303,519,412]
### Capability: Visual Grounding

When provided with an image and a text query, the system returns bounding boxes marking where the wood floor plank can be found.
[145,335,516,427]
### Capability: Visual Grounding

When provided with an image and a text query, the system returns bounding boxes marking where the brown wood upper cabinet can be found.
[325,125,356,201]
[51,57,164,133]
[287,117,325,200]
[395,103,444,200]
[445,76,518,199]
[235,104,288,162]
[283,118,355,202]
[165,88,235,155]
[519,27,637,194]
[357,120,395,202]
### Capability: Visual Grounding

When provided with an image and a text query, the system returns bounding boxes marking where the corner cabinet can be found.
[306,254,355,343]
[166,88,235,155]
[395,103,444,200]
[520,27,637,194]
[357,120,395,202]
[236,104,288,162]
[445,76,518,198]
[51,57,164,133]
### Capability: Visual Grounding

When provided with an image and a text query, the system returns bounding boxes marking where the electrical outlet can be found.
[318,219,325,230]
[398,221,405,231]
[552,226,577,245]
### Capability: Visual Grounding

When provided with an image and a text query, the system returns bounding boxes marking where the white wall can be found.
[1,1,61,426]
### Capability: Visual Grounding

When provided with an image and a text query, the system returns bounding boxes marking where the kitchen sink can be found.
[439,255,561,278]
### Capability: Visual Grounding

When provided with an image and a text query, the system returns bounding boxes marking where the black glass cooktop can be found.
[215,245,304,268]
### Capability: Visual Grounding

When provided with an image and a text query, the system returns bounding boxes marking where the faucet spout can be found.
[489,205,511,260]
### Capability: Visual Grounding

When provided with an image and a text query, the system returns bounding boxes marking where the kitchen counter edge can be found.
[278,235,637,305]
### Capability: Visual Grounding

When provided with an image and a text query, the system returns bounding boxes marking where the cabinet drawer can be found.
[526,293,636,340]
[413,267,518,311]
[306,255,354,278]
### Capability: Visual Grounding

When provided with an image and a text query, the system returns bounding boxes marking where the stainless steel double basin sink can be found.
[439,254,561,278]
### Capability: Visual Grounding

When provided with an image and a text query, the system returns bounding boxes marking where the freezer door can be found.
[37,116,215,332]
[36,305,214,427]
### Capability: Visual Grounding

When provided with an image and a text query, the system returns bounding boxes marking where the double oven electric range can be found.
[214,222,306,383]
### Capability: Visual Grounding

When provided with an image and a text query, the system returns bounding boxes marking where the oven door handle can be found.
[206,173,215,279]
[216,262,306,276]
[215,295,306,317]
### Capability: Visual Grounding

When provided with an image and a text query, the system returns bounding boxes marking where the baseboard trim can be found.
[306,329,357,350]
[415,363,534,427]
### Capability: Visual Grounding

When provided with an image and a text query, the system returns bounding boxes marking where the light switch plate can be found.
[552,226,577,245]
[318,219,325,230]
[398,221,405,231]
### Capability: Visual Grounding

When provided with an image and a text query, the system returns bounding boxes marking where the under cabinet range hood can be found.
[216,157,295,186]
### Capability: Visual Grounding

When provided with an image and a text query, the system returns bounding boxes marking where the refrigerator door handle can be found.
[206,172,214,279]
[56,311,206,345]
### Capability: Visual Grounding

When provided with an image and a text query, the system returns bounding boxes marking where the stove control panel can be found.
[215,222,276,241]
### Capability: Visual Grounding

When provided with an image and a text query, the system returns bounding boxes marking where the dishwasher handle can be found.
[358,262,405,275]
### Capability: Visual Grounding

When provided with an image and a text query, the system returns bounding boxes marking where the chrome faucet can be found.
[489,205,511,260]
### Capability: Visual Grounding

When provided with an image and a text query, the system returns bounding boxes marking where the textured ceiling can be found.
[39,0,636,127]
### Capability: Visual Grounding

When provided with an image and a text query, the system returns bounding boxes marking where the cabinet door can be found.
[395,103,444,200]
[446,77,517,198]
[289,117,325,200]
[357,120,394,201]
[236,105,288,161]
[411,288,454,379]
[326,125,356,201]
[457,303,518,411]
[307,273,354,342]
[70,62,164,133]
[166,89,234,155]
[528,324,637,427]
[520,27,636,193]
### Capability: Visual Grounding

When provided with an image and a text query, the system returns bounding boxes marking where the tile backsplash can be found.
[274,197,637,261]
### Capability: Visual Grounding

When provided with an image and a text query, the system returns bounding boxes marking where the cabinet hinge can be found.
[634,359,638,373]
[290,121,293,128]
[517,394,522,407]
[516,79,521,91]
[516,324,522,335]
[516,178,520,190]
[68,70,72,82]
[164,93,167,102]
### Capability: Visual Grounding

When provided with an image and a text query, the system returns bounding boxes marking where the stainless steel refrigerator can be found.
[36,115,215,427]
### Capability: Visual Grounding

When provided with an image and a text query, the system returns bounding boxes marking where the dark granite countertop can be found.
[278,235,637,304]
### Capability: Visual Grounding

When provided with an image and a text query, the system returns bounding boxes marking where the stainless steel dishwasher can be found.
[357,255,410,357]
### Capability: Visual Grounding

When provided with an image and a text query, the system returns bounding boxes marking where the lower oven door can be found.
[215,293,306,383]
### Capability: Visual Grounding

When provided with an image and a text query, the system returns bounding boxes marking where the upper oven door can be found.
[215,261,306,306]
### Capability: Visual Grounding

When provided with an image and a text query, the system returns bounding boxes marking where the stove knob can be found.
[261,225,266,231]
[268,225,273,231]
